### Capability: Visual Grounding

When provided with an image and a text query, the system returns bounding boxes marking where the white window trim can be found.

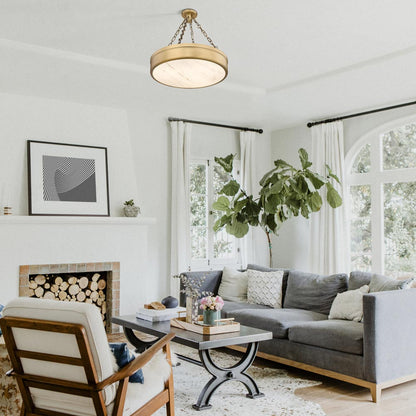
[345,114,416,274]
[190,157,242,271]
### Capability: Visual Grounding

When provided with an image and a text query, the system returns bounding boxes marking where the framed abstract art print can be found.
[27,140,110,216]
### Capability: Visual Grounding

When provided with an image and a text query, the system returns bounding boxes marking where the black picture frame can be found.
[27,140,110,216]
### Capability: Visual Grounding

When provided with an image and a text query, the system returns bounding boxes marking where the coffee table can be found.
[112,315,272,411]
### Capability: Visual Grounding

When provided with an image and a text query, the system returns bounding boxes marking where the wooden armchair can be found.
[0,298,175,416]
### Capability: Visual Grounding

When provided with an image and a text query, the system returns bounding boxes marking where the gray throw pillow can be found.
[348,271,373,290]
[369,274,414,292]
[283,270,348,315]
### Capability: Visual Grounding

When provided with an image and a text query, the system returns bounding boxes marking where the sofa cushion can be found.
[226,307,327,339]
[247,264,290,304]
[349,271,373,290]
[180,271,223,305]
[283,271,348,315]
[218,267,248,302]
[329,285,369,322]
[221,301,270,319]
[289,320,364,355]
[247,269,284,308]
[369,274,414,292]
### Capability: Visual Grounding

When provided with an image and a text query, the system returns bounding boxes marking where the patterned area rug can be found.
[155,344,326,416]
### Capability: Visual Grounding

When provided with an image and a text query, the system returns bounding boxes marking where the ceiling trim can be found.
[267,42,416,94]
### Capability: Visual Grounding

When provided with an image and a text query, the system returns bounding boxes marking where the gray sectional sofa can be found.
[180,265,416,402]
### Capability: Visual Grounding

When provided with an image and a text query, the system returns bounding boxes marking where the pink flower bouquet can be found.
[200,295,224,311]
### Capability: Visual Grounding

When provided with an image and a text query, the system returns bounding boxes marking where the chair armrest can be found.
[363,290,416,382]
[97,332,175,390]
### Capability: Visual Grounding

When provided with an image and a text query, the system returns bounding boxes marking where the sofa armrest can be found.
[363,289,416,382]
[179,270,223,306]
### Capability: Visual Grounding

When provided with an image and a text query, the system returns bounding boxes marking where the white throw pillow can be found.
[218,267,248,302]
[329,285,369,322]
[247,269,284,308]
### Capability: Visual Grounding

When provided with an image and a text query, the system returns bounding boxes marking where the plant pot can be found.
[124,205,140,217]
[203,309,221,326]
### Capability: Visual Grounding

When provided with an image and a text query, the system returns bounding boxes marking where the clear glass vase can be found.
[186,296,199,323]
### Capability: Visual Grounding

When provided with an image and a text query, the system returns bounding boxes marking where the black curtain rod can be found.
[307,99,416,128]
[168,117,263,134]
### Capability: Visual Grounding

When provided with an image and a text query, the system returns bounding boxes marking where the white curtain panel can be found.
[170,121,191,297]
[309,121,349,275]
[239,131,257,268]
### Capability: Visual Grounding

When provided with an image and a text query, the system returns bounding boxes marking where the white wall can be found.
[0,93,138,216]
[270,105,416,271]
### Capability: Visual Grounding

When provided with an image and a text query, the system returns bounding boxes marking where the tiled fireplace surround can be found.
[19,261,120,333]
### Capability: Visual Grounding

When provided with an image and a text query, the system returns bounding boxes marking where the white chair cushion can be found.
[3,297,116,407]
[30,350,171,416]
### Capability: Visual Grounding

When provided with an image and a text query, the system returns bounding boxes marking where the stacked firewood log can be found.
[28,273,107,324]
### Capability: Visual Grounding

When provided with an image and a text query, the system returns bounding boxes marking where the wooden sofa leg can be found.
[370,384,381,403]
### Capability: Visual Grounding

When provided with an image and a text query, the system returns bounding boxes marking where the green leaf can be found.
[220,179,240,196]
[274,159,293,169]
[233,198,248,212]
[259,168,277,187]
[305,170,326,189]
[214,154,234,173]
[326,164,341,184]
[300,202,310,218]
[266,214,278,233]
[326,183,343,208]
[309,191,323,212]
[212,196,230,211]
[213,215,231,232]
[298,148,312,169]
[226,221,249,238]
[265,194,279,213]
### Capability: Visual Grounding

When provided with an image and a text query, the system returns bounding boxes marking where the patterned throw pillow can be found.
[247,269,284,308]
[109,343,144,383]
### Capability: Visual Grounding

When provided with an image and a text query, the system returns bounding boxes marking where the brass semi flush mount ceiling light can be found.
[150,8,228,89]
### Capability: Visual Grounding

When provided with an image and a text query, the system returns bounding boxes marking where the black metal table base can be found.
[122,328,265,411]
[192,341,263,410]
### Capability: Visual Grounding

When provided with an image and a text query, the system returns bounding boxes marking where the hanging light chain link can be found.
[190,20,195,43]
[168,18,187,46]
[193,19,217,48]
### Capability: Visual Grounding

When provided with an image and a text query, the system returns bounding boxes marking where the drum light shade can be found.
[150,9,228,89]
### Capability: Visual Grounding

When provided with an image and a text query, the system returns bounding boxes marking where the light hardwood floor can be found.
[109,332,416,415]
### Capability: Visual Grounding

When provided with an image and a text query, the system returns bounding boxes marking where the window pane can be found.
[190,195,207,227]
[190,163,208,260]
[351,143,371,173]
[384,182,416,275]
[383,123,416,170]
[191,227,207,259]
[213,165,231,195]
[350,185,372,271]
[190,164,206,194]
[213,164,236,259]
[213,229,234,259]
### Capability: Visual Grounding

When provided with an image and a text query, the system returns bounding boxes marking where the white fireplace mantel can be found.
[0,216,156,225]
[0,215,157,313]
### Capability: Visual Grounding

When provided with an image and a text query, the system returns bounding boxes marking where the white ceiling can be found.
[1,0,416,130]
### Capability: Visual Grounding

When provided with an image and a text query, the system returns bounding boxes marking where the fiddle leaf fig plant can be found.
[212,148,342,266]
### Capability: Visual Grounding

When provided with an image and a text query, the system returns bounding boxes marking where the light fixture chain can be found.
[190,20,195,43]
[169,18,187,46]
[177,18,188,44]
[193,19,217,48]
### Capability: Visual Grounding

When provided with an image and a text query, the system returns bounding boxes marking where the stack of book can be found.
[136,306,186,322]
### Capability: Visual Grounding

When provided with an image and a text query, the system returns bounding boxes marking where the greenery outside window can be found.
[346,118,416,277]
[190,159,241,270]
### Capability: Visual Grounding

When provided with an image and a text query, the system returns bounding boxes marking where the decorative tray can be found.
[170,316,240,335]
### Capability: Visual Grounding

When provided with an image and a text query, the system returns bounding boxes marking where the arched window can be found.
[346,117,416,278]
